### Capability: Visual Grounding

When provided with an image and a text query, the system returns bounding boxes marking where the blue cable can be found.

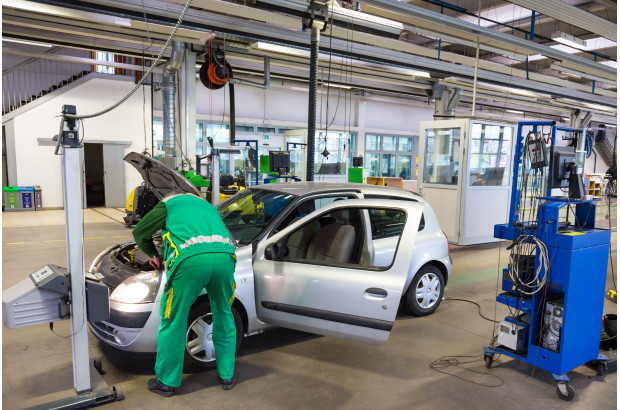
[585,133,593,158]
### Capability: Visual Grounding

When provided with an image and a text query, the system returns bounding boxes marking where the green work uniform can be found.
[132,193,237,387]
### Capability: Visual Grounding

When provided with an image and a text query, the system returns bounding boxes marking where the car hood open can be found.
[124,152,202,200]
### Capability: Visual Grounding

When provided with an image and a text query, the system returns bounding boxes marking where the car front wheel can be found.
[405,265,444,316]
[184,299,243,372]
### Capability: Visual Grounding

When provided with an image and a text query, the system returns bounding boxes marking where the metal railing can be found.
[2,47,93,114]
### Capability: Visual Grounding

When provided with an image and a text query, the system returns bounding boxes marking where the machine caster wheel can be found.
[93,359,105,375]
[598,361,608,377]
[556,382,575,401]
[113,385,124,401]
[484,354,494,369]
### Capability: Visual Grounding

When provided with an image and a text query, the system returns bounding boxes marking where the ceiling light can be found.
[2,38,52,48]
[506,109,524,114]
[321,82,352,89]
[408,69,431,78]
[551,32,587,50]
[328,1,404,33]
[585,103,614,112]
[254,42,309,57]
[508,88,538,97]
[606,124,617,128]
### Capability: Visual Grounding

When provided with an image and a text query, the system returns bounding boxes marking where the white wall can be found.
[6,77,151,208]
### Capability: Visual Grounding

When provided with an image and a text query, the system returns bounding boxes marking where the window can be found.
[423,128,460,185]
[365,134,416,179]
[219,189,294,244]
[348,133,357,166]
[368,209,406,239]
[95,52,114,74]
[469,124,512,186]
[315,131,350,175]
[278,207,406,269]
[153,118,164,157]
[257,127,276,134]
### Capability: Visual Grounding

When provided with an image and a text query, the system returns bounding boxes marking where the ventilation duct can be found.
[162,41,185,160]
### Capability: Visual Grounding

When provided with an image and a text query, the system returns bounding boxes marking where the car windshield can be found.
[219,189,294,244]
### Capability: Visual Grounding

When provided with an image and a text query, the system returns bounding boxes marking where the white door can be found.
[102,144,126,208]
[253,199,423,345]
[283,129,307,181]
[461,122,515,245]
[418,119,468,243]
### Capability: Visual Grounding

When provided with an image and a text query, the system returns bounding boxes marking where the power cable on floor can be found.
[429,354,504,388]
[444,298,499,324]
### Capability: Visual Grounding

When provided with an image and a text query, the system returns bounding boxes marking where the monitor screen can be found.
[548,146,576,189]
[269,151,290,173]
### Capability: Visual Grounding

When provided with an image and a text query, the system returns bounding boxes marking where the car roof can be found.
[252,182,425,203]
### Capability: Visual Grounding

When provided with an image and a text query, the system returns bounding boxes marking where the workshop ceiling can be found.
[2,0,617,122]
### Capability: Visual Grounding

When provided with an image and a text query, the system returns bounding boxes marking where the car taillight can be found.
[443,231,450,255]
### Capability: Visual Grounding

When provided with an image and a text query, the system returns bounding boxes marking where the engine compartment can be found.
[94,237,163,290]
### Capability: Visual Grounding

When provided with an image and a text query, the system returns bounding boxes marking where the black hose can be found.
[227,62,235,144]
[306,27,319,182]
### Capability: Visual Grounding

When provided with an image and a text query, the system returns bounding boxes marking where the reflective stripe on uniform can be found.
[229,281,236,306]
[179,234,234,250]
[163,232,179,269]
[165,288,173,319]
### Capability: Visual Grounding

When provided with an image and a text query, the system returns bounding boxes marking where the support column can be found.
[179,49,197,168]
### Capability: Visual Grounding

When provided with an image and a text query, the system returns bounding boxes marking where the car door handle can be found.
[364,288,387,298]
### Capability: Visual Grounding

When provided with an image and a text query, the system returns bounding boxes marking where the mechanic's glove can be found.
[149,255,163,270]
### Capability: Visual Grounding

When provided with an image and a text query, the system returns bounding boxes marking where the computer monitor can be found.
[548,146,576,189]
[352,156,363,168]
[269,151,290,175]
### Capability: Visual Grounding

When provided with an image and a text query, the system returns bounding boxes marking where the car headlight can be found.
[110,271,162,304]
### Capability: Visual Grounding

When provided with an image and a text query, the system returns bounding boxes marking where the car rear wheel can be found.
[405,265,444,316]
[184,299,243,372]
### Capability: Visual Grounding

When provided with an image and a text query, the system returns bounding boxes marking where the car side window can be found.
[273,195,357,235]
[280,207,406,269]
[368,209,406,239]
[364,194,425,232]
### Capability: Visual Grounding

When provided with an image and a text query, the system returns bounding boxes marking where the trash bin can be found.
[19,186,35,211]
[34,185,43,211]
[3,186,21,211]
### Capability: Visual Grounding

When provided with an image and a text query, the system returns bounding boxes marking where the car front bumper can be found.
[89,299,160,353]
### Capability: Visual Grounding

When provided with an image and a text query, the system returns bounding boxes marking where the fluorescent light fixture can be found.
[549,64,616,85]
[329,1,404,31]
[528,37,616,61]
[408,69,431,78]
[2,38,52,48]
[551,31,587,50]
[606,124,617,128]
[321,82,352,89]
[254,42,309,57]
[584,103,614,112]
[508,88,538,97]
[506,109,524,114]
[563,118,571,122]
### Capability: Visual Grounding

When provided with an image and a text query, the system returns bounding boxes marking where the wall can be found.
[5,76,150,208]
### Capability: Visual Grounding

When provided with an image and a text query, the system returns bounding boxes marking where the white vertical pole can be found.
[62,146,91,393]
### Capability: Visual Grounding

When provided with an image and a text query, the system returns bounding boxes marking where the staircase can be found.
[593,125,616,168]
[2,47,93,115]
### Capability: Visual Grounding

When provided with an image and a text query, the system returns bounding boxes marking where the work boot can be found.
[147,378,175,397]
[220,373,236,390]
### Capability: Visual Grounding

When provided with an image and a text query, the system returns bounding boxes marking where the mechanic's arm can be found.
[132,201,167,268]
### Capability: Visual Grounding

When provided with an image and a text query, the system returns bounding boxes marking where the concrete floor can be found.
[2,207,617,409]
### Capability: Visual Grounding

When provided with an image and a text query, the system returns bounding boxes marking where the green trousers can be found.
[155,252,236,387]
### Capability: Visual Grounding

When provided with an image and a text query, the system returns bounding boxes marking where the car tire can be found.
[405,265,444,317]
[183,299,243,373]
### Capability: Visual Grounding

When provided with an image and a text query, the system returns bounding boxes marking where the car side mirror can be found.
[265,240,287,261]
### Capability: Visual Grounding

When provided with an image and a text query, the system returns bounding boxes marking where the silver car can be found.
[88,153,451,371]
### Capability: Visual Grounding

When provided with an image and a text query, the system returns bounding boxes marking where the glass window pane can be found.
[366,153,380,176]
[196,123,203,142]
[236,125,254,133]
[257,127,276,134]
[469,125,512,186]
[366,135,380,151]
[398,137,412,152]
[423,128,461,185]
[197,145,203,155]
[315,131,346,175]
[382,136,396,151]
[381,153,396,177]
[398,155,411,180]
[349,133,357,152]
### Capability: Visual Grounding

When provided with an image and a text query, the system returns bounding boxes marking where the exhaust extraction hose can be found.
[306,27,320,182]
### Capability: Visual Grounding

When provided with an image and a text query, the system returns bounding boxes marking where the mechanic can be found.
[132,192,237,397]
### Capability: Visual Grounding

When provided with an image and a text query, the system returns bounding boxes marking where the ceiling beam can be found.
[504,0,616,41]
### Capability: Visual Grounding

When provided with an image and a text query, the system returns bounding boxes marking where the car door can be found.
[253,199,423,345]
